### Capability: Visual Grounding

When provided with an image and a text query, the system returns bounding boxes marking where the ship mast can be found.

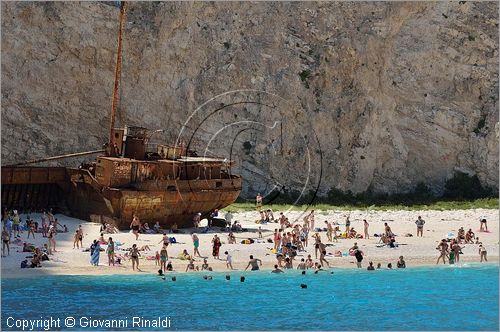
[109,1,127,147]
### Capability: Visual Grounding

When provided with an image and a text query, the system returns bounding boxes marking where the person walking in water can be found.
[245,255,263,271]
[436,239,449,265]
[354,249,364,268]
[415,216,425,237]
[318,242,330,268]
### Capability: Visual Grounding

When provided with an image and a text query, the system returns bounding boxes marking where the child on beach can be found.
[224,251,234,270]
[155,251,160,266]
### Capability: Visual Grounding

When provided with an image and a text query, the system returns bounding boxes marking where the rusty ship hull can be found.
[1,165,242,229]
[66,167,241,229]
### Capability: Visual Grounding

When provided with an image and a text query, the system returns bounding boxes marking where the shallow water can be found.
[2,264,498,330]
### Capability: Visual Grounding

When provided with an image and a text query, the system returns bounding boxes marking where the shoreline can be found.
[1,208,498,280]
[2,257,498,279]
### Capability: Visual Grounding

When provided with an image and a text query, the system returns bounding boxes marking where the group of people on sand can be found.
[1,209,65,264]
[435,218,489,264]
[2,204,493,274]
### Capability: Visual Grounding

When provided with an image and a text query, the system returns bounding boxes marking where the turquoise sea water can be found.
[2,264,498,331]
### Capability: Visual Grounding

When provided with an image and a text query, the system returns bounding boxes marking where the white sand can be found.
[1,208,498,277]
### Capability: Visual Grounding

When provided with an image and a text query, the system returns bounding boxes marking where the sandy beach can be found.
[1,208,498,278]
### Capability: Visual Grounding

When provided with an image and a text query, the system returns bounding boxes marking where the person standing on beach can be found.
[273,229,281,250]
[107,237,115,266]
[130,214,141,240]
[160,246,168,271]
[73,230,80,249]
[256,193,263,210]
[12,211,20,238]
[212,234,222,260]
[301,224,309,248]
[415,216,425,237]
[436,239,449,265]
[2,228,10,256]
[479,218,488,232]
[384,223,393,237]
[312,232,322,259]
[245,255,263,271]
[345,216,351,235]
[326,221,333,242]
[129,244,141,271]
[159,233,170,248]
[77,225,84,247]
[307,210,315,230]
[193,213,201,230]
[90,240,100,266]
[479,244,487,262]
[363,219,369,239]
[48,225,57,254]
[225,210,233,228]
[192,233,202,257]
[4,217,12,239]
[451,241,463,263]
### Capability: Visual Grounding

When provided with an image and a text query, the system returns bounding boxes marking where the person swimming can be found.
[367,261,375,270]
[271,264,284,273]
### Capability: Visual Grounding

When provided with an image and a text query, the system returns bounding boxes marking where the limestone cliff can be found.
[1,1,498,199]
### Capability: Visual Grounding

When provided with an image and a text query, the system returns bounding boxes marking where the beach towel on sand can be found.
[90,243,100,265]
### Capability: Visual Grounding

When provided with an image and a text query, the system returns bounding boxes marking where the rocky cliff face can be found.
[2,1,498,199]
